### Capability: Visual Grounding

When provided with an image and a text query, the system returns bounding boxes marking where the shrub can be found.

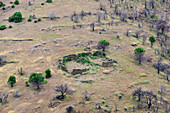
[105,104,108,107]
[8,11,23,23]
[41,2,44,5]
[45,69,52,78]
[8,25,13,28]
[7,75,16,87]
[2,7,5,10]
[14,0,19,5]
[25,81,29,87]
[44,79,48,84]
[11,4,15,8]
[27,18,32,22]
[37,18,41,21]
[46,0,52,3]
[3,3,5,6]
[100,100,106,104]
[0,25,7,30]
[10,1,13,4]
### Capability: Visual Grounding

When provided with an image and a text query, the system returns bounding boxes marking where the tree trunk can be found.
[11,83,13,87]
[151,42,153,48]
[37,84,40,89]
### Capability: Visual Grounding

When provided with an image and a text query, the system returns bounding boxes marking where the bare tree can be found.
[18,67,24,75]
[142,35,146,45]
[90,23,95,31]
[49,11,56,20]
[83,91,90,101]
[156,20,166,34]
[55,84,74,99]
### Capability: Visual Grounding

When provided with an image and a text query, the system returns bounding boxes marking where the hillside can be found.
[0,0,169,113]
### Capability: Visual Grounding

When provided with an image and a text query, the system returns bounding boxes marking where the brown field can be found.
[0,0,169,113]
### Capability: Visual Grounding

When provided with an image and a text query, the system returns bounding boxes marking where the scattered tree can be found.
[149,36,156,48]
[7,76,16,87]
[46,0,52,3]
[55,84,74,99]
[28,73,45,89]
[134,47,145,64]
[97,40,110,51]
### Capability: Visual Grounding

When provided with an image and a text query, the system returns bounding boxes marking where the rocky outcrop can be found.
[71,69,89,75]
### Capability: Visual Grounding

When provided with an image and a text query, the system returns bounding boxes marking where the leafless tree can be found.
[49,11,56,20]
[55,84,74,99]
[18,67,24,75]
[90,23,95,31]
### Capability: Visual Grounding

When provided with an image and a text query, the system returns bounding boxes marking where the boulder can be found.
[0,55,6,64]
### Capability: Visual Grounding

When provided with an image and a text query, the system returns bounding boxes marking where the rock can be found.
[103,70,111,74]
[13,91,21,98]
[33,44,42,48]
[71,69,89,75]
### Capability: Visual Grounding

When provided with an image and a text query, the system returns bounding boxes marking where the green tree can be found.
[149,36,156,48]
[8,11,23,23]
[98,40,110,51]
[45,69,52,78]
[28,73,45,89]
[7,75,16,87]
[14,0,19,5]
[134,47,145,64]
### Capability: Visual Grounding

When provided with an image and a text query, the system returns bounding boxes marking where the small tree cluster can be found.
[132,87,158,109]
[8,11,23,23]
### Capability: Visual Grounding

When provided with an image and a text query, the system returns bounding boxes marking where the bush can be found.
[44,79,48,84]
[45,69,52,78]
[14,0,19,5]
[27,18,32,22]
[11,4,15,8]
[46,0,52,3]
[41,2,44,5]
[10,1,13,4]
[100,100,106,104]
[7,75,16,87]
[8,11,23,23]
[25,81,29,87]
[0,25,7,30]
[2,7,5,10]
[9,25,13,28]
[38,18,41,21]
